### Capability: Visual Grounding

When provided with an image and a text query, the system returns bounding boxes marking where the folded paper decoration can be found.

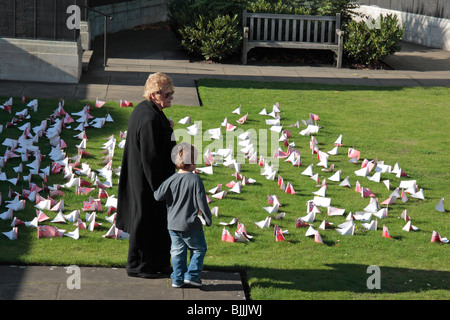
[274,212,286,220]
[232,106,241,115]
[64,210,81,222]
[402,220,419,232]
[348,148,361,160]
[305,226,317,237]
[284,182,297,194]
[435,198,445,212]
[219,218,238,226]
[274,225,287,242]
[255,216,271,229]
[312,185,327,197]
[431,231,449,243]
[354,167,369,177]
[120,100,133,107]
[235,223,253,242]
[336,223,355,236]
[221,228,235,243]
[263,204,279,214]
[382,225,392,239]
[50,211,66,223]
[353,211,372,222]
[314,231,325,244]
[64,228,80,240]
[319,220,333,230]
[178,116,191,125]
[229,181,241,194]
[3,227,18,240]
[328,170,341,182]
[299,211,315,223]
[334,134,343,146]
[410,189,425,200]
[339,176,351,188]
[301,164,314,176]
[373,208,388,219]
[296,218,309,228]
[361,219,378,231]
[211,190,227,199]
[312,196,331,207]
[363,198,379,213]
[380,197,396,205]
[37,225,63,238]
[0,208,14,220]
[327,206,345,216]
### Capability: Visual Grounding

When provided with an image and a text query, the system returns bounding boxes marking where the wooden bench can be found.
[242,10,344,68]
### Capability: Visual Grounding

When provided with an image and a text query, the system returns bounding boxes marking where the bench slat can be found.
[292,19,297,42]
[245,12,337,21]
[328,21,333,43]
[299,19,304,42]
[306,20,311,42]
[314,20,318,42]
[246,41,341,51]
[285,19,289,41]
[271,19,275,41]
[278,19,282,41]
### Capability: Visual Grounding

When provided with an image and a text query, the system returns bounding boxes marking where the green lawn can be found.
[0,80,449,300]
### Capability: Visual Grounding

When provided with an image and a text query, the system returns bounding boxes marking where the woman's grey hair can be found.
[143,72,174,101]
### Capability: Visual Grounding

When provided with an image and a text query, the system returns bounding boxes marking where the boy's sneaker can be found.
[172,282,184,288]
[184,279,202,287]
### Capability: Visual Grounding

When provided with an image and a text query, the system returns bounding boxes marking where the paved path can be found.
[0,265,246,300]
[0,28,449,301]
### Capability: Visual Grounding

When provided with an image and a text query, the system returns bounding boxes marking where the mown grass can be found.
[0,80,448,300]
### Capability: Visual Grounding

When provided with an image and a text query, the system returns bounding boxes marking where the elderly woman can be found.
[116,72,176,278]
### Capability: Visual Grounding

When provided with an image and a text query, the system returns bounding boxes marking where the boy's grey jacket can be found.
[154,172,213,231]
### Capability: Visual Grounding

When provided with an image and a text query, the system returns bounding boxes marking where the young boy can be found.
[154,142,212,288]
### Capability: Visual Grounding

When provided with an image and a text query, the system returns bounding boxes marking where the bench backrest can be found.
[242,10,341,44]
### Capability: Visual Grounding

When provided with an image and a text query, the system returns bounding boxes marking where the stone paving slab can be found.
[0,265,246,300]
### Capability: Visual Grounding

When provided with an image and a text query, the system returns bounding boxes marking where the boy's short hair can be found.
[171,142,198,170]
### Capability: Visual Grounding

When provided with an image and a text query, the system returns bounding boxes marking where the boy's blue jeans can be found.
[168,229,207,285]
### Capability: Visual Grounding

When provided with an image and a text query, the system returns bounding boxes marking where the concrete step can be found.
[82,50,94,73]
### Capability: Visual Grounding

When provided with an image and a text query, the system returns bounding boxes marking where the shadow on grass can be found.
[241,263,449,295]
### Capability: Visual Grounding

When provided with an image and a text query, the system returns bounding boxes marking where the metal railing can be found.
[79,4,113,67]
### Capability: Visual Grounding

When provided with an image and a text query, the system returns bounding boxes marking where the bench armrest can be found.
[336,29,344,37]
[243,26,249,39]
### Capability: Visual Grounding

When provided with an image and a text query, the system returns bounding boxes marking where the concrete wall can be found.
[88,0,169,41]
[355,5,450,50]
[0,37,82,84]
[357,0,450,19]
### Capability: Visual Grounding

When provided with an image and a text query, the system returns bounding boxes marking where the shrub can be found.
[178,14,242,62]
[247,0,311,15]
[169,0,247,39]
[309,0,360,25]
[344,14,405,66]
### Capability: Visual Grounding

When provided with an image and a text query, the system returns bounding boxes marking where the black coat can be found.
[116,100,176,240]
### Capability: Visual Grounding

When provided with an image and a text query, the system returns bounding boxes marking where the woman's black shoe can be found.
[127,272,158,279]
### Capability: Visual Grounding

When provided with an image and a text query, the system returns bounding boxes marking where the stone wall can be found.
[0,37,82,84]
[88,0,168,41]
[355,4,450,50]
[357,0,450,19]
